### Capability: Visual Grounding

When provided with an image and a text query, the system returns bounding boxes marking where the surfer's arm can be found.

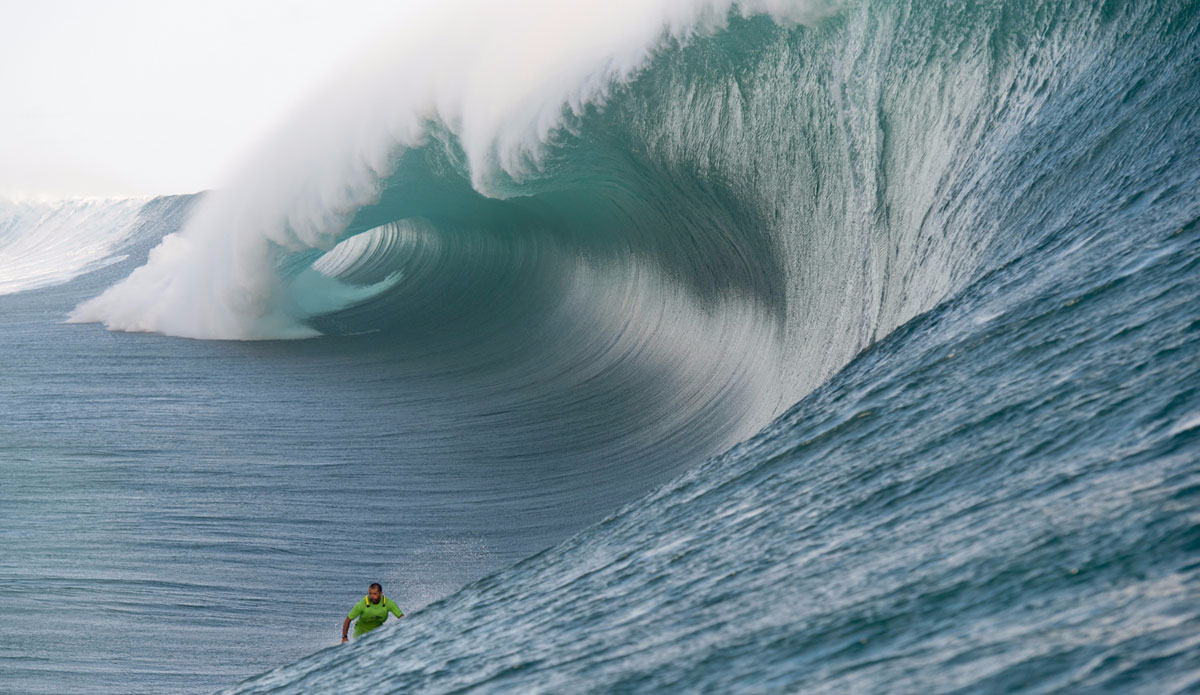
[343,600,364,642]
[388,599,404,619]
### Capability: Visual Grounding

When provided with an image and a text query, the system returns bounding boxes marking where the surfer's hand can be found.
[342,636,348,644]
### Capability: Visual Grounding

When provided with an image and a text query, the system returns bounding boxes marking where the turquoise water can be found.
[3,1,1199,693]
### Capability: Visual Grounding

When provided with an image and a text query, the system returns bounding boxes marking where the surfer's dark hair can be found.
[370,583,382,592]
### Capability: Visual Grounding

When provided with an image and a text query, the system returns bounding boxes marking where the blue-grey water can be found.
[3,1,1200,693]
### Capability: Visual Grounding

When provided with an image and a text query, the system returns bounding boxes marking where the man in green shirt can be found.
[342,583,404,642]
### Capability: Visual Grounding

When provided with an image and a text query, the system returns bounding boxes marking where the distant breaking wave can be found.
[0,199,146,295]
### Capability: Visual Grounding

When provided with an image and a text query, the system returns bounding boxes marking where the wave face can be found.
[47,0,1200,692]
[0,199,150,295]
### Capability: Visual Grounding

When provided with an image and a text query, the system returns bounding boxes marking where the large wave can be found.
[65,0,1017,426]
[60,0,1197,496]
[214,0,1200,688]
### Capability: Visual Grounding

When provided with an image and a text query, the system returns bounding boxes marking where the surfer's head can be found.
[368,583,383,604]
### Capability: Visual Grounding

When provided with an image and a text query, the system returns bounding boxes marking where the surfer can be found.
[342,583,404,642]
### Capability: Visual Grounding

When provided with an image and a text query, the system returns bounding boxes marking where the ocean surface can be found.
[2,1,1199,693]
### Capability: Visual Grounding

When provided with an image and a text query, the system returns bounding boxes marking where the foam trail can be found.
[67,0,840,340]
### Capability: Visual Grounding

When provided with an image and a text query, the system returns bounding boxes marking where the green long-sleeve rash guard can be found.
[348,596,404,636]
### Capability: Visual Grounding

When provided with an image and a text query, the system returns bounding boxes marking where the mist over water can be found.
[3,0,1199,693]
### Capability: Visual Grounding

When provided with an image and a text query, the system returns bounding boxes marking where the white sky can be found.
[0,0,413,198]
